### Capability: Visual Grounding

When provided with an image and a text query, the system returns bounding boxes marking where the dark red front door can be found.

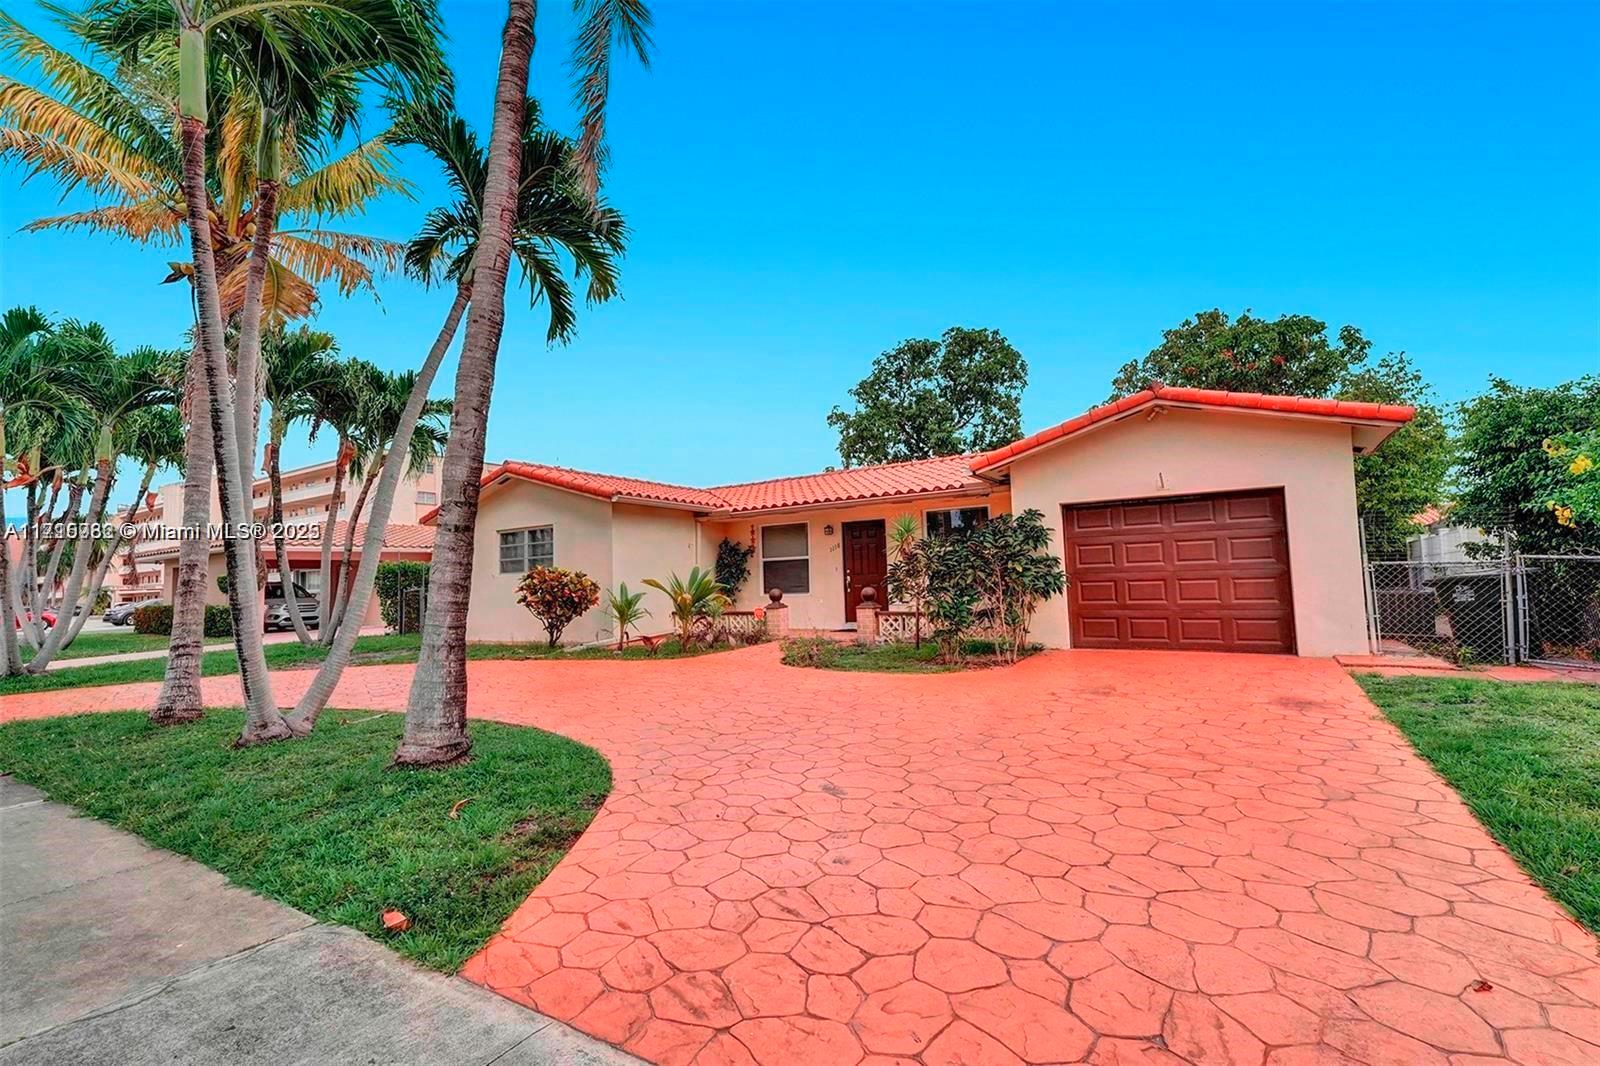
[842,520,888,623]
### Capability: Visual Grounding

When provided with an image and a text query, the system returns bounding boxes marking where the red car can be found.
[14,610,57,630]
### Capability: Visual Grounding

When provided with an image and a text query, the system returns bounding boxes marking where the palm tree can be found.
[605,584,649,651]
[306,358,380,634]
[282,92,630,737]
[0,5,421,727]
[0,307,89,675]
[643,569,727,649]
[26,330,183,672]
[59,405,185,650]
[323,369,450,642]
[261,325,341,645]
[395,0,649,765]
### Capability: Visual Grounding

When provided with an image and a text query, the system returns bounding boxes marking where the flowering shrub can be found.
[1541,430,1599,528]
[516,567,601,647]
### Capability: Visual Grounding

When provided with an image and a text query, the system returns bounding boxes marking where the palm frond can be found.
[568,0,652,199]
[0,82,161,197]
[278,133,412,217]
[273,230,402,297]
[21,198,183,243]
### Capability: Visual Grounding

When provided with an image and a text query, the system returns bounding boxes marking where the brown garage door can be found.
[1061,490,1296,653]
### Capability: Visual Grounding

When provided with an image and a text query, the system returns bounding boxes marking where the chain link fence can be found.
[1363,553,1600,670]
[395,584,428,635]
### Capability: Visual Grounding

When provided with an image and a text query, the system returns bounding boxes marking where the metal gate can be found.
[1515,554,1600,669]
[1363,553,1600,669]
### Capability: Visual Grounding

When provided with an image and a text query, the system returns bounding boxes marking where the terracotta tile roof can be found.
[425,454,992,523]
[419,386,1414,523]
[709,455,985,515]
[972,383,1416,472]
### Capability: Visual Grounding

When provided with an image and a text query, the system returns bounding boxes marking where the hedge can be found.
[133,603,232,638]
[375,561,430,633]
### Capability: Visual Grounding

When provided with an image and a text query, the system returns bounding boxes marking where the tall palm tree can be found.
[0,307,87,675]
[393,0,648,764]
[69,0,443,744]
[261,325,341,645]
[60,404,186,650]
[282,94,629,735]
[0,6,420,725]
[323,369,450,642]
[305,357,380,633]
[26,330,183,672]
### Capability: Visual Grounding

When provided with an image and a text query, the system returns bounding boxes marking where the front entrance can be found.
[842,519,888,623]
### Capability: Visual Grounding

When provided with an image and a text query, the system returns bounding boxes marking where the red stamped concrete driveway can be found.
[5,648,1599,1066]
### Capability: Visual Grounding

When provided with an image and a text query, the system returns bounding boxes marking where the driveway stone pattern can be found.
[5,649,1599,1066]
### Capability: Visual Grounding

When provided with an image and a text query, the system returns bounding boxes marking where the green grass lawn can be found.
[0,633,750,697]
[1355,674,1600,935]
[779,636,1034,673]
[21,630,175,663]
[0,709,610,971]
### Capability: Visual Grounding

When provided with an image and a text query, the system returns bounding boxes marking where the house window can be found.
[926,506,988,537]
[500,527,554,574]
[760,523,810,594]
[416,491,437,505]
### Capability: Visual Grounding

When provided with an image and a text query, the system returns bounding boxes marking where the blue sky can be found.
[3,0,1597,511]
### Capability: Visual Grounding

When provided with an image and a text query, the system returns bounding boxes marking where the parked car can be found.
[104,601,148,626]
[264,581,320,632]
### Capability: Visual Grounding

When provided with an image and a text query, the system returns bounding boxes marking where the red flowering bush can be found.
[516,567,601,647]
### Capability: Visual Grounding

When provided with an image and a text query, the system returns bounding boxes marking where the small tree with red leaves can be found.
[516,567,601,647]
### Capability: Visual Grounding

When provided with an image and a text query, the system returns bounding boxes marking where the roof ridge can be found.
[707,452,977,492]
[502,459,716,495]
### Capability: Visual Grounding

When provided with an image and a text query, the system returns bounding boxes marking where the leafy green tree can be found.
[1454,377,1600,554]
[967,509,1067,662]
[1540,430,1599,528]
[1110,310,1451,550]
[829,327,1026,466]
[1109,308,1369,399]
[1339,354,1454,556]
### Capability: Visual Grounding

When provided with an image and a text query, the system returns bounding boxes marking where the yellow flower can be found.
[1554,504,1575,527]
[1571,454,1595,476]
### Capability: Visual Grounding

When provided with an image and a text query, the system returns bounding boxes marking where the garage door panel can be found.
[1122,540,1167,565]
[1062,490,1295,654]
[1074,542,1116,567]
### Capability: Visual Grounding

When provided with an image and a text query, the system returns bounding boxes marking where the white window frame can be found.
[416,490,437,505]
[759,522,811,596]
[925,505,989,537]
[499,526,554,574]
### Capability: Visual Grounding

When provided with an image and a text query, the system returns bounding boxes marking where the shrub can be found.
[132,603,173,635]
[642,568,727,650]
[375,561,431,633]
[203,605,233,638]
[780,636,841,669]
[133,603,233,638]
[714,538,755,602]
[516,567,601,647]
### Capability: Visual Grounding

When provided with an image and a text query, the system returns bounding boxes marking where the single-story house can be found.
[425,385,1414,656]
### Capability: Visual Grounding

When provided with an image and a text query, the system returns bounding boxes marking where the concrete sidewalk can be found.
[0,776,636,1065]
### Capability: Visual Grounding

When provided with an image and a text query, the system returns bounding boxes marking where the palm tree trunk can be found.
[0,418,22,675]
[289,281,469,735]
[396,0,535,767]
[153,347,214,724]
[233,177,278,497]
[325,462,377,639]
[16,482,46,649]
[269,437,315,645]
[59,461,159,650]
[177,111,286,743]
[38,477,82,618]
[317,442,349,640]
[26,456,113,671]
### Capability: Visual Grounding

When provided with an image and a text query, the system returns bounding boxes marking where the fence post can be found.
[856,586,880,644]
[764,589,789,638]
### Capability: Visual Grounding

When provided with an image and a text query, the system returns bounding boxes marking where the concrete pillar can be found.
[856,586,880,643]
[764,588,789,637]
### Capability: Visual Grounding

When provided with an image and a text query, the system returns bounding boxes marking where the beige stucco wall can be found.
[464,480,614,644]
[705,489,1013,631]
[1004,408,1369,657]
[610,504,704,638]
